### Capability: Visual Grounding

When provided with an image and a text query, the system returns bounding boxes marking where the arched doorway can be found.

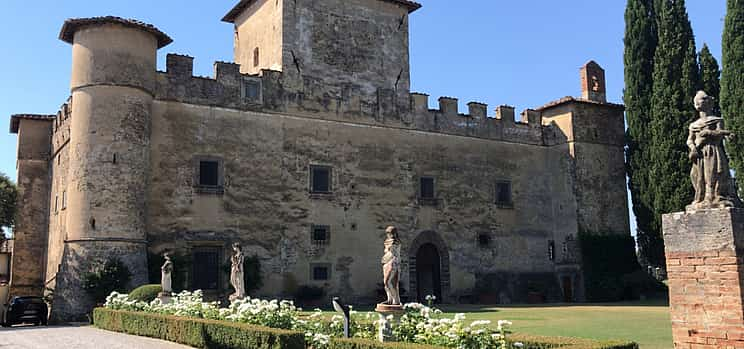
[416,243,442,302]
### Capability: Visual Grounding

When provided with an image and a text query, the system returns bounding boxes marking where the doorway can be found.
[416,243,442,302]
[561,276,573,303]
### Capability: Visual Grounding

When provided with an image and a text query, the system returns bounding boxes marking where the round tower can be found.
[53,17,171,321]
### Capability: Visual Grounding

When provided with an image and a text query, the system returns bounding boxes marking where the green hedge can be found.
[93,308,306,349]
[330,338,448,349]
[128,284,162,303]
[509,334,638,349]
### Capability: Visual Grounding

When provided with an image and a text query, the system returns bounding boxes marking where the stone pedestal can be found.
[662,208,744,348]
[375,304,405,342]
[157,292,172,305]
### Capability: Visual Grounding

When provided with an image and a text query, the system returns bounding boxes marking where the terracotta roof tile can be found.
[222,0,422,22]
[535,96,625,112]
[59,16,173,48]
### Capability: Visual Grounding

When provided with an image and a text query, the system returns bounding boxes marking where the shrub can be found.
[93,308,306,349]
[128,284,162,303]
[82,257,132,305]
[330,338,449,349]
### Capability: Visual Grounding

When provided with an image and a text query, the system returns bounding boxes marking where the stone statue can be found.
[380,226,402,306]
[687,90,741,210]
[229,242,246,302]
[160,252,173,295]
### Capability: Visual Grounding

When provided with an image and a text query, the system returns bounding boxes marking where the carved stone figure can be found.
[229,242,246,302]
[687,90,741,210]
[160,252,173,295]
[380,226,402,306]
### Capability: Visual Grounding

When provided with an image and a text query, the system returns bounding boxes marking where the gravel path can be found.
[0,324,194,349]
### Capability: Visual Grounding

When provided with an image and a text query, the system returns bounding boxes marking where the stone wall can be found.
[663,208,744,348]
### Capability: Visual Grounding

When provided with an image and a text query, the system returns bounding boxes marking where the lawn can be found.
[439,301,672,349]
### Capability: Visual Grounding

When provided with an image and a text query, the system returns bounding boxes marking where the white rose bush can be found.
[104,291,518,348]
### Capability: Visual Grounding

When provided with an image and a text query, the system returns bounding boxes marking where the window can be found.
[61,191,67,210]
[192,248,220,290]
[311,264,331,281]
[419,177,436,204]
[194,157,224,194]
[199,161,219,186]
[311,225,330,245]
[54,195,59,213]
[478,233,492,248]
[243,80,261,103]
[495,181,513,207]
[253,47,260,67]
[310,165,332,194]
[548,240,555,261]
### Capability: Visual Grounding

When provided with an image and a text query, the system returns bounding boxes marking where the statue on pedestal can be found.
[687,90,741,210]
[229,242,246,302]
[379,226,402,307]
[159,252,173,300]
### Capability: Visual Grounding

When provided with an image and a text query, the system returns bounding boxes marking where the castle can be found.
[9,0,629,321]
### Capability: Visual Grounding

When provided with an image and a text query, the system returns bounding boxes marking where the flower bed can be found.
[100,291,637,349]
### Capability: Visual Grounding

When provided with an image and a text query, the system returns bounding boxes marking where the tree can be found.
[0,172,17,239]
[647,0,699,266]
[699,44,721,115]
[722,0,744,192]
[624,0,657,267]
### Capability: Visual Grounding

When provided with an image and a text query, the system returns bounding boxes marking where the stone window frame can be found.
[418,176,438,206]
[494,180,514,208]
[193,156,225,195]
[241,77,263,105]
[311,225,331,245]
[310,263,332,281]
[309,164,333,195]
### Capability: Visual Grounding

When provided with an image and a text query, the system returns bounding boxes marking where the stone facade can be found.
[9,0,630,321]
[663,208,744,348]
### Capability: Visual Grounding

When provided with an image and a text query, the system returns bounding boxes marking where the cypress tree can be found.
[721,0,744,191]
[699,44,721,115]
[623,0,657,267]
[648,0,699,266]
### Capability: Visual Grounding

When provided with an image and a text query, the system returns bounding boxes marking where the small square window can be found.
[199,161,219,186]
[478,233,492,248]
[311,225,330,245]
[420,177,435,199]
[495,181,513,207]
[310,166,332,194]
[243,80,261,103]
[311,264,330,281]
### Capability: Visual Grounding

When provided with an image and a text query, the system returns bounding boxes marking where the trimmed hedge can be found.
[93,308,305,349]
[128,284,162,303]
[509,334,639,349]
[330,338,448,349]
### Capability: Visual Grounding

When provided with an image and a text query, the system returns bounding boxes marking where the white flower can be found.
[514,342,524,348]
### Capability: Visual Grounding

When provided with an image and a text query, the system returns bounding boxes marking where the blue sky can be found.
[0,1,728,235]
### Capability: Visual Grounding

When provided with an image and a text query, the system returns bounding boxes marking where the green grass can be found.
[440,301,671,349]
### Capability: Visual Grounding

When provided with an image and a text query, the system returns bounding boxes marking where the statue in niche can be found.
[160,252,173,295]
[687,90,741,210]
[379,226,402,306]
[229,242,246,302]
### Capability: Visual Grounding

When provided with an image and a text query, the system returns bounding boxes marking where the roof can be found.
[10,114,56,134]
[222,0,422,22]
[59,16,173,49]
[535,96,625,112]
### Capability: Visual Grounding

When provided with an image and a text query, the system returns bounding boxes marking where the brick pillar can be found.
[662,208,744,348]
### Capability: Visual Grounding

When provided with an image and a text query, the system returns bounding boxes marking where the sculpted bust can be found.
[687,90,741,210]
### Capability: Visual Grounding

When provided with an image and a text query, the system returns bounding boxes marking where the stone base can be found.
[662,208,744,348]
[375,303,405,342]
[157,292,172,304]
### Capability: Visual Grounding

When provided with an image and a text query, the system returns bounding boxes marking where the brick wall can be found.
[663,208,744,349]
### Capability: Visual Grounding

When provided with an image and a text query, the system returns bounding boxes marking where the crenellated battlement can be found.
[155,53,562,146]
